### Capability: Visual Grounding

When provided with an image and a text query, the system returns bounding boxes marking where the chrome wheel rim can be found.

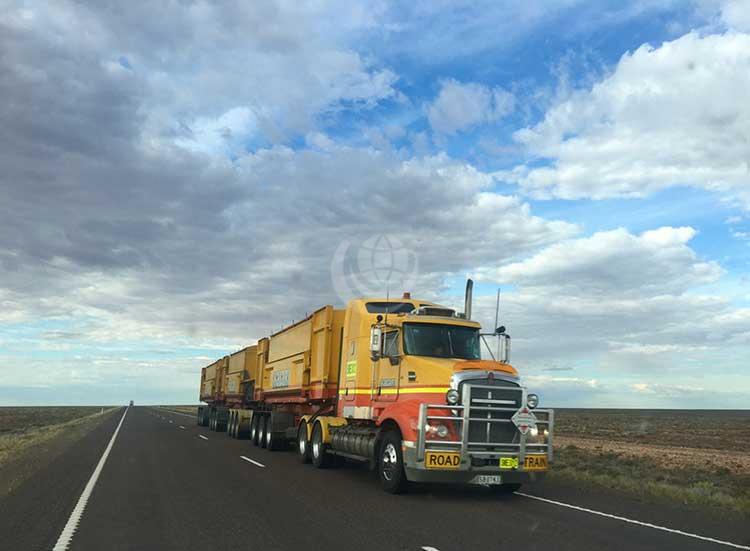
[382,443,398,481]
[312,437,320,458]
[298,428,306,455]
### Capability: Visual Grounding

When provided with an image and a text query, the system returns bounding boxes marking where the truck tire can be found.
[250,415,260,446]
[265,415,280,451]
[297,421,311,464]
[230,413,238,438]
[378,430,408,494]
[310,422,331,468]
[259,415,268,448]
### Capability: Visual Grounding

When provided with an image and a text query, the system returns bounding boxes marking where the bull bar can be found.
[410,382,554,477]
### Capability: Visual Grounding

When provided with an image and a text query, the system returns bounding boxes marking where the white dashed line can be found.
[161,410,196,419]
[178,425,185,430]
[516,492,750,550]
[421,547,441,551]
[168,420,173,424]
[52,407,128,551]
[240,456,266,468]
[198,435,208,441]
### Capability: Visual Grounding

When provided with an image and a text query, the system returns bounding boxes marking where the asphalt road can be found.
[1,406,747,551]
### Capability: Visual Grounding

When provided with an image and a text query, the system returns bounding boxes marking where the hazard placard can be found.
[511,406,537,435]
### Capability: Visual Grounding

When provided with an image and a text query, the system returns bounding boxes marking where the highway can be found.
[1,406,747,551]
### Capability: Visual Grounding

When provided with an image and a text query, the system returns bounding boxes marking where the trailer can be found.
[197,281,553,493]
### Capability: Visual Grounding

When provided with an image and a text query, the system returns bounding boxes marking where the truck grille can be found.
[465,380,520,448]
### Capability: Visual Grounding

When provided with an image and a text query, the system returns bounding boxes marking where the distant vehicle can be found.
[197,279,553,494]
[129,400,134,407]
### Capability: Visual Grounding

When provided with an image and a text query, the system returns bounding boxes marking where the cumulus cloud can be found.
[480,226,723,296]
[506,31,750,208]
[0,0,398,154]
[720,0,750,31]
[468,226,749,391]
[427,79,515,135]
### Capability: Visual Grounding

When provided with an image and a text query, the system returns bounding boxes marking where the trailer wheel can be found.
[265,416,280,451]
[310,422,330,468]
[249,415,257,445]
[378,430,407,494]
[258,415,268,448]
[230,413,237,438]
[297,421,311,464]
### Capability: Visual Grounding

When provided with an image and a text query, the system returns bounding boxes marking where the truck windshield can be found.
[403,323,480,360]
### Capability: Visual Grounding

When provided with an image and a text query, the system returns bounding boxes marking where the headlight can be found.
[425,424,449,438]
[527,393,539,409]
[446,389,459,405]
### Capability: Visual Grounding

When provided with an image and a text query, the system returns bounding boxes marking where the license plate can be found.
[424,451,461,470]
[524,454,548,471]
[471,475,503,485]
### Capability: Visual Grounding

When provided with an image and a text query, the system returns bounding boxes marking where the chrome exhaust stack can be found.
[464,278,473,320]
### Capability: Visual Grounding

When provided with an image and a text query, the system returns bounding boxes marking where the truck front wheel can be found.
[378,431,407,494]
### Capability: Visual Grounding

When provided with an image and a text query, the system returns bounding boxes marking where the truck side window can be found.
[383,331,399,357]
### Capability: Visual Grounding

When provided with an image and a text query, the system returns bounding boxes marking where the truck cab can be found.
[331,293,553,492]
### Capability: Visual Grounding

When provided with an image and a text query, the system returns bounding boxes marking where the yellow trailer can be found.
[248,306,346,449]
[225,345,259,438]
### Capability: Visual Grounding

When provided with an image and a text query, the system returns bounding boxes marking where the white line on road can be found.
[240,455,266,468]
[516,492,750,550]
[421,547,441,551]
[198,435,208,441]
[169,420,173,423]
[52,407,129,551]
[160,410,195,419]
[178,425,185,430]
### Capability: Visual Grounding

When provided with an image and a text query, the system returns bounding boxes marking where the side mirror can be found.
[370,326,383,361]
[495,326,506,335]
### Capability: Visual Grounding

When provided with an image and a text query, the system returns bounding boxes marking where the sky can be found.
[1,0,749,408]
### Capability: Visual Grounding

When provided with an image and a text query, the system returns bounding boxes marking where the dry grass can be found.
[0,406,117,467]
[553,408,750,451]
[0,406,119,497]
[555,435,750,476]
[550,409,750,516]
[0,406,109,435]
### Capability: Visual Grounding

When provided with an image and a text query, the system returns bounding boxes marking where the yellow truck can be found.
[198,280,553,493]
